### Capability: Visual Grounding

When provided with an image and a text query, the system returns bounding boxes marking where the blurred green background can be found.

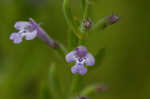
[0,0,150,99]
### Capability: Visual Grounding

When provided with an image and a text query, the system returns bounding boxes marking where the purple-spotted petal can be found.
[10,33,23,44]
[71,65,79,74]
[85,53,95,66]
[78,64,87,75]
[65,51,76,62]
[71,64,87,75]
[14,21,30,30]
[24,30,37,40]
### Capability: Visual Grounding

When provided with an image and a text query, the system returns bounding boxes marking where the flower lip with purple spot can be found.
[78,58,83,62]
[10,19,38,44]
[66,46,95,75]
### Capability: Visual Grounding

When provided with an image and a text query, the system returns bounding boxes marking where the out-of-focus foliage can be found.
[0,0,150,99]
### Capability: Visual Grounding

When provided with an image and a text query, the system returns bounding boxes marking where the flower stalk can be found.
[29,18,67,57]
[29,18,58,49]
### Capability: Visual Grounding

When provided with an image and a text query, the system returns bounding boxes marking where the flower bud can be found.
[82,19,92,29]
[107,15,119,24]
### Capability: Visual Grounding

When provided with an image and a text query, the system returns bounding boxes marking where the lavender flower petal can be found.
[85,53,95,66]
[10,19,39,44]
[78,64,87,75]
[65,51,76,62]
[76,46,88,57]
[66,46,95,75]
[71,65,79,74]
[24,30,37,40]
[14,21,30,30]
[10,33,23,44]
[71,64,87,75]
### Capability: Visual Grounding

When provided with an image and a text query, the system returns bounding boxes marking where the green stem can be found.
[55,42,68,55]
[78,38,86,45]
[70,75,84,99]
[71,75,81,95]
[63,0,81,38]
[80,0,89,33]
[81,0,89,20]
[65,1,91,99]
[67,29,79,51]
[63,0,75,31]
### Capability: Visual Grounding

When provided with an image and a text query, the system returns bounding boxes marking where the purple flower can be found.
[10,21,37,44]
[66,46,95,75]
[10,18,58,48]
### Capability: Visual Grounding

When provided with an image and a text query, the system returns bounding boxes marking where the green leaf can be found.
[80,85,97,96]
[49,63,64,99]
[80,84,108,96]
[90,15,119,32]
